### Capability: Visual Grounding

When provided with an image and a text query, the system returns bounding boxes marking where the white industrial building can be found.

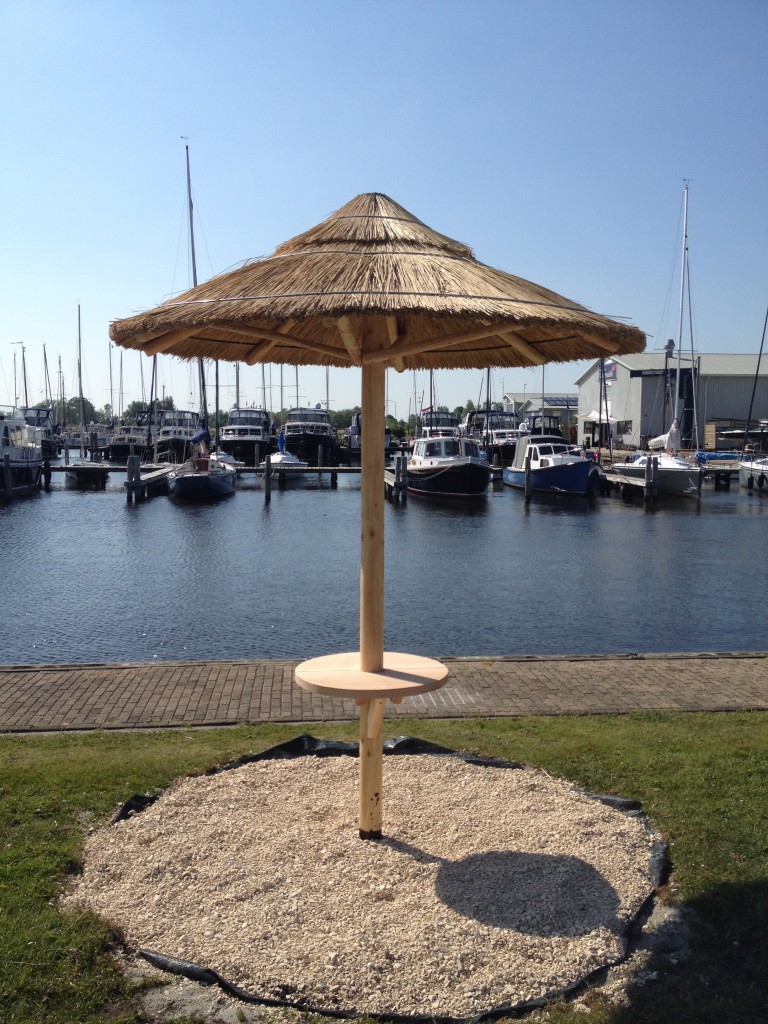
[575,352,768,450]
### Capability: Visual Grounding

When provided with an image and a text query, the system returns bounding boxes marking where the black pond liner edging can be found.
[111,733,670,1024]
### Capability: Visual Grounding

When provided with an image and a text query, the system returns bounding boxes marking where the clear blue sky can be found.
[2,0,766,421]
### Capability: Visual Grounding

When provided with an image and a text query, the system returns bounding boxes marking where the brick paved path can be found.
[1,653,766,733]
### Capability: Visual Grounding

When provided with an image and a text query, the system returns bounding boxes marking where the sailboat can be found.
[609,184,704,498]
[260,425,308,481]
[167,145,236,501]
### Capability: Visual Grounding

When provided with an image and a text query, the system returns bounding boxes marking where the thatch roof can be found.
[109,192,645,370]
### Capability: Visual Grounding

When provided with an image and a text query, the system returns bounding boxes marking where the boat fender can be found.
[747,475,754,489]
[759,474,766,489]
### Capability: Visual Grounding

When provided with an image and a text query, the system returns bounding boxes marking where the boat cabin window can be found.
[425,441,441,457]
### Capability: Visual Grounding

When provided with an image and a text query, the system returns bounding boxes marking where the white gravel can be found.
[64,754,659,1018]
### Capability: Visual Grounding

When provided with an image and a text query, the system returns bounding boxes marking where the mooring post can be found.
[264,454,271,502]
[644,456,656,501]
[3,452,12,498]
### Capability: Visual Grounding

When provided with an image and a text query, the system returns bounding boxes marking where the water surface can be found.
[4,472,767,664]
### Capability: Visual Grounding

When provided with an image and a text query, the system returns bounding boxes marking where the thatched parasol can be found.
[110,192,645,836]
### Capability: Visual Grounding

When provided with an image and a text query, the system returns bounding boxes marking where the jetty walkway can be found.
[1,652,767,733]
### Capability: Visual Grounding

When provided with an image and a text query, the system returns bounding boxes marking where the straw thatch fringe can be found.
[110,193,645,369]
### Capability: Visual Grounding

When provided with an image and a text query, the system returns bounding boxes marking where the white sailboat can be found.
[609,184,704,498]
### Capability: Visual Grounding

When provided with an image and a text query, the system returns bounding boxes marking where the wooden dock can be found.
[124,458,174,502]
[384,454,408,501]
[601,470,659,500]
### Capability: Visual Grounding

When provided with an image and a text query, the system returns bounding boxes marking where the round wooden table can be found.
[295,651,449,839]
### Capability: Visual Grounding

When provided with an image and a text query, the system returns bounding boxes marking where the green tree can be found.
[61,396,97,427]
[330,407,360,431]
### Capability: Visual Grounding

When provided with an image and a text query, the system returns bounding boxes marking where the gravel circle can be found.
[64,754,659,1018]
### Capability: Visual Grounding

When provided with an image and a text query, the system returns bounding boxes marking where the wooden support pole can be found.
[3,452,12,498]
[358,699,384,839]
[360,349,386,672]
[264,454,271,502]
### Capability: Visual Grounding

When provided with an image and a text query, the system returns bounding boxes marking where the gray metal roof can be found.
[575,353,767,383]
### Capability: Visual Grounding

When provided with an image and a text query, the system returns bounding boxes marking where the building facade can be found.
[575,353,768,450]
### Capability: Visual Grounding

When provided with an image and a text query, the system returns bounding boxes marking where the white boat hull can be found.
[610,454,703,497]
[738,458,768,492]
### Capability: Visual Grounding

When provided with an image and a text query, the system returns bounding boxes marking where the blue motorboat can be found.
[502,433,601,496]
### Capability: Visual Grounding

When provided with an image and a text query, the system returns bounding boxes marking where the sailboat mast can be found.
[108,344,114,425]
[185,142,207,430]
[77,305,85,457]
[20,344,29,409]
[185,144,198,289]
[43,345,52,407]
[215,360,220,446]
[58,356,66,429]
[541,364,545,433]
[485,368,491,445]
[673,182,689,425]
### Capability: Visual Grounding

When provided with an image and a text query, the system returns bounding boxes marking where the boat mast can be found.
[58,355,66,430]
[77,305,85,457]
[485,368,491,446]
[108,344,114,425]
[185,141,208,432]
[15,343,29,410]
[541,364,545,433]
[673,182,689,427]
[43,345,52,407]
[118,351,123,422]
[215,359,220,446]
[743,304,768,451]
[147,355,157,450]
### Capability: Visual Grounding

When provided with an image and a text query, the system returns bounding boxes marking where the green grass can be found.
[1,713,767,1023]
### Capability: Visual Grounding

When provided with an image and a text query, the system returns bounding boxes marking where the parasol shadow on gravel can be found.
[110,192,645,838]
